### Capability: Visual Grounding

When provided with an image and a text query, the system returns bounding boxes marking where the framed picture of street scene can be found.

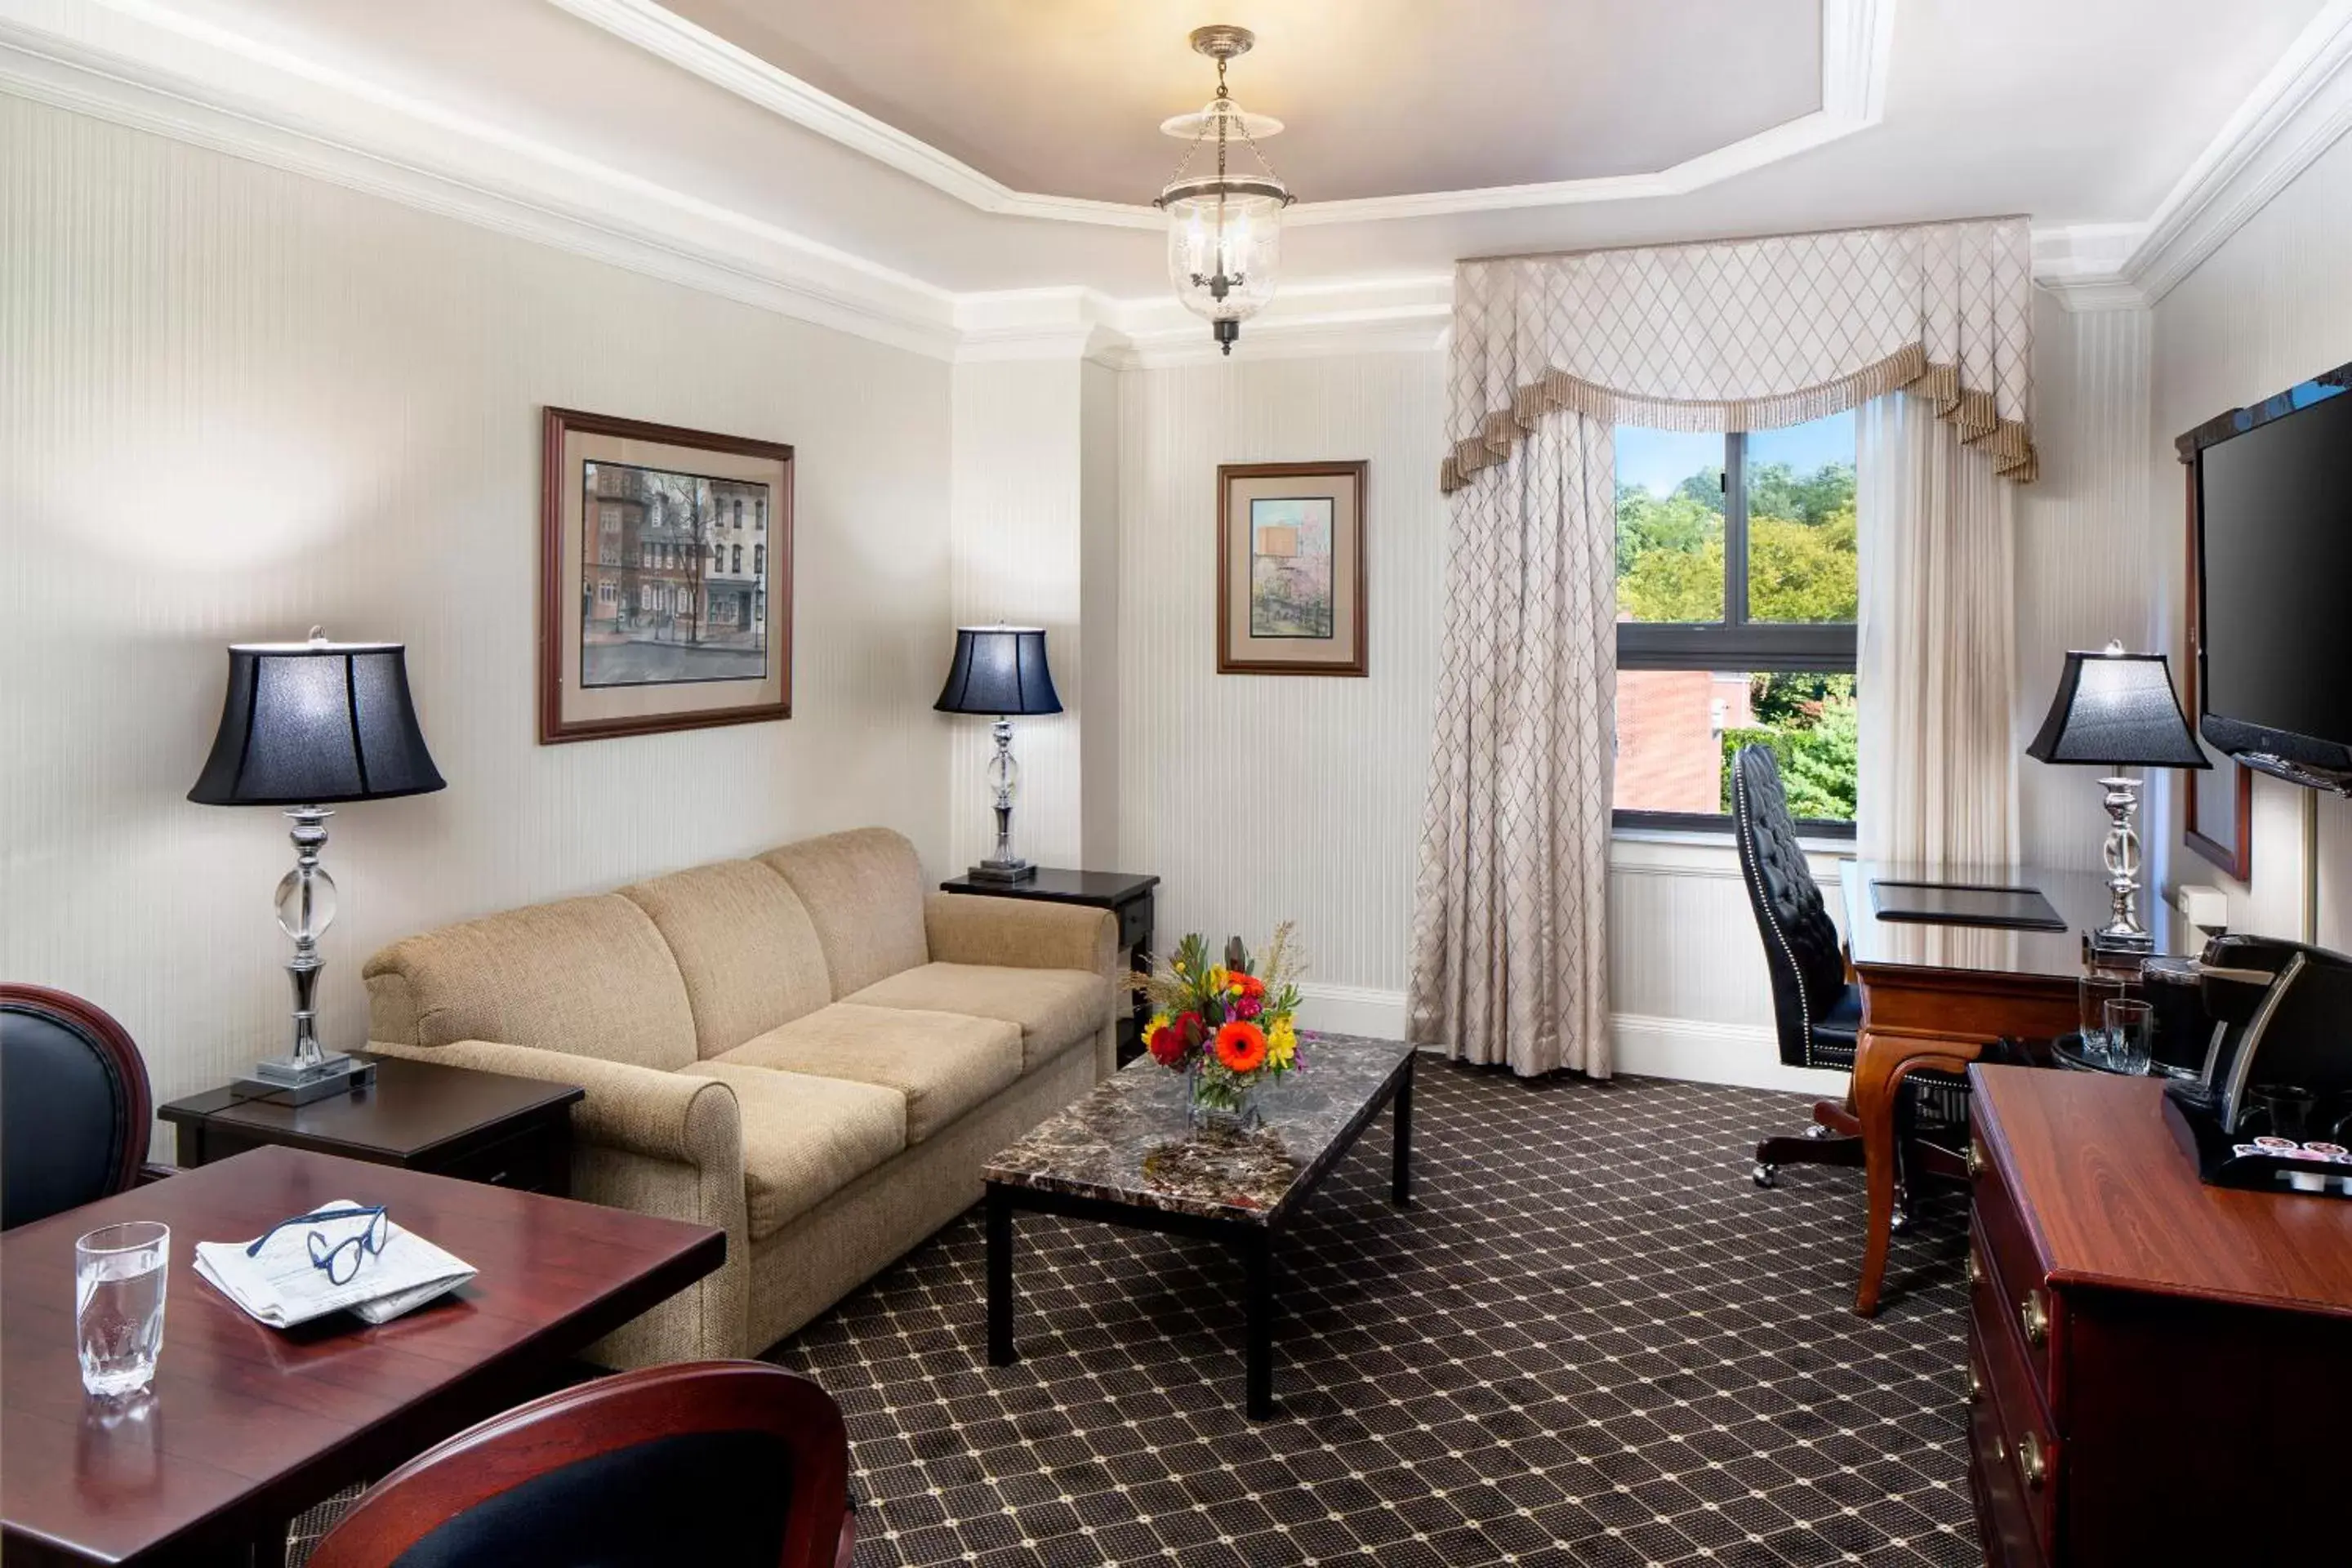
[539,407,793,743]
[1216,460,1367,676]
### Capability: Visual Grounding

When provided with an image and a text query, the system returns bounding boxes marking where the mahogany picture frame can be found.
[1216,460,1369,677]
[2177,439,2252,880]
[539,407,794,744]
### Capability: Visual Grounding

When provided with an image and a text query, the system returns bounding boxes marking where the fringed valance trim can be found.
[1438,344,2038,493]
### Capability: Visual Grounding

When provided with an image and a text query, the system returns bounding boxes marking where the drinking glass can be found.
[2078,973,2129,1066]
[75,1222,168,1397]
[2104,999,2155,1078]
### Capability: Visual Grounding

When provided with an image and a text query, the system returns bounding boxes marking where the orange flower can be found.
[1214,1020,1268,1074]
[1236,973,1267,1000]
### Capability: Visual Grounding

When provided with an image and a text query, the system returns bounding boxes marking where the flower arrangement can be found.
[1134,925,1306,1128]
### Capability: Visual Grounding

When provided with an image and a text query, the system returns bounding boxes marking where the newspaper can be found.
[194,1200,476,1330]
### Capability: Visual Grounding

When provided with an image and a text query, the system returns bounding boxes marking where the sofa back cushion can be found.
[619,860,833,1058]
[755,828,929,999]
[363,894,697,1071]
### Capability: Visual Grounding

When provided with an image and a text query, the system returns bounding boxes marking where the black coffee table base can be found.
[985,1054,1413,1421]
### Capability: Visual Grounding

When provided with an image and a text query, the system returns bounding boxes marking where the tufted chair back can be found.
[1731,747,1850,1069]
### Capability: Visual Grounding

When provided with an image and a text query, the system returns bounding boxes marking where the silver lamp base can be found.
[965,858,1038,885]
[233,1050,376,1106]
[2087,772,2153,956]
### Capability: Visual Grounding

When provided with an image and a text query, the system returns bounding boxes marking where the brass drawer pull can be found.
[1966,1361,1984,1405]
[2017,1428,2047,1489]
[1967,1139,1989,1178]
[1967,1247,1985,1288]
[2020,1288,2050,1346]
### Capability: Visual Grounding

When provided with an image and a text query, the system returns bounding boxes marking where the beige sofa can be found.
[362,827,1116,1366]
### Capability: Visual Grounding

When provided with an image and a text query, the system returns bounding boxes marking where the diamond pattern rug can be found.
[769,1058,1977,1568]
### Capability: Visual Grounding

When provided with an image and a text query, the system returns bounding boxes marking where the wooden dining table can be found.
[1840,859,2192,1316]
[2,1145,724,1566]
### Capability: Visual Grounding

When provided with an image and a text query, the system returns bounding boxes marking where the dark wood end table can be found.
[941,867,1159,1064]
[160,1053,584,1197]
[980,1034,1415,1420]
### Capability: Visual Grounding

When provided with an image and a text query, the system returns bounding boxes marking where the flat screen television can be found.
[2191,370,2352,776]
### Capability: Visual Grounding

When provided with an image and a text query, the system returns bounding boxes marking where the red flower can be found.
[1147,1022,1188,1068]
[1175,1011,1206,1046]
[1236,973,1267,1000]
[1232,996,1263,1021]
[1214,1021,1268,1074]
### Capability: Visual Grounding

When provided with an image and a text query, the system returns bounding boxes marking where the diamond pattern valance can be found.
[1442,219,2036,492]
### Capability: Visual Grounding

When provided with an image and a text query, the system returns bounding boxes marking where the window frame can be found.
[1614,429,1858,840]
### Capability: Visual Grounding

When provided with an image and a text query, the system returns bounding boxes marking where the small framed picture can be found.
[1216,461,1368,676]
[540,407,792,743]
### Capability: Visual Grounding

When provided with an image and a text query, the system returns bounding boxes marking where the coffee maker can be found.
[2163,934,2352,1195]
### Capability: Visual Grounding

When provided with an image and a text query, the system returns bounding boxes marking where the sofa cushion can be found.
[619,860,833,1058]
[845,963,1110,1074]
[755,829,929,998]
[675,1062,906,1240]
[713,1003,1022,1144]
[363,894,697,1071]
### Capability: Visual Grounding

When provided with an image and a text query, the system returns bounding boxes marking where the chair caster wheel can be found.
[1890,1207,1912,1234]
[1753,1163,1778,1189]
[1802,1122,1830,1141]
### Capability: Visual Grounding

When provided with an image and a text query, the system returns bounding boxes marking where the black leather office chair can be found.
[310,1361,856,1568]
[1730,747,1966,1220]
[2,985,161,1230]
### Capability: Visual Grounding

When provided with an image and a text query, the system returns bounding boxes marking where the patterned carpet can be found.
[768,1057,1979,1568]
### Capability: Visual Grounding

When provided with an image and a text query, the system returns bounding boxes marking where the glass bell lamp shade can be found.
[1158,173,1288,353]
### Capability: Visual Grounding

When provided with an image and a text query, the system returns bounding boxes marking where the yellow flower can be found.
[1267,1016,1298,1068]
[1207,966,1228,992]
[1148,1013,1170,1037]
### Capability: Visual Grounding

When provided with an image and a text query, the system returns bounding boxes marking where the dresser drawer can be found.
[1968,1232,2061,1563]
[1117,893,1153,955]
[1967,1321,2050,1568]
[431,1118,568,1194]
[1970,1134,2063,1418]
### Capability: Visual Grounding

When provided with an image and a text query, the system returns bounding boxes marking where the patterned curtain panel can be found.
[1441,219,2037,493]
[1406,414,1616,1078]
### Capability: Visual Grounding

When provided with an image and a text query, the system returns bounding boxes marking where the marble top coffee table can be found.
[980,1033,1416,1420]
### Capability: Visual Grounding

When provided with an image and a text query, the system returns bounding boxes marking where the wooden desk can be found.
[1965,1066,2352,1563]
[1841,861,2188,1316]
[1,1147,723,1566]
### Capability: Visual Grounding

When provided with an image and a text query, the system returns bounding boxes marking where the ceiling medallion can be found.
[1155,24,1295,355]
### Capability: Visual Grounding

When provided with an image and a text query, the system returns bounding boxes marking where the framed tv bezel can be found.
[2175,358,2352,875]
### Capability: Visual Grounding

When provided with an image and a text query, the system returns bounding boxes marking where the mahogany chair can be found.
[1,983,164,1230]
[1729,748,1967,1225]
[307,1361,856,1568]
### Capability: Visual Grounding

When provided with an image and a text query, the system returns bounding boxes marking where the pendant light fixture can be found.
[1156,25,1294,355]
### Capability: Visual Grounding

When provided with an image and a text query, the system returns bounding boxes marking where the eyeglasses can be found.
[246,1205,390,1286]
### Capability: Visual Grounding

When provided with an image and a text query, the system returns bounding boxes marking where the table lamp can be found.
[933,626,1061,884]
[2025,641,2208,953]
[189,630,445,1102]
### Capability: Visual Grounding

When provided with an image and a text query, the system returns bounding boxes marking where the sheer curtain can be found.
[1405,414,1616,1078]
[1855,392,2020,865]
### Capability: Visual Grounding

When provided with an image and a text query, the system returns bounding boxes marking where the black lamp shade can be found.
[933,627,1062,717]
[189,639,447,807]
[2026,648,2210,770]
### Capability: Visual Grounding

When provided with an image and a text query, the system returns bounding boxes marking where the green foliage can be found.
[1616,458,1856,626]
[1747,460,1855,527]
[1721,675,1859,821]
[1747,510,1858,623]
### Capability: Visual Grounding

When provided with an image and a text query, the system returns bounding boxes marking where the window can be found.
[753,543,764,577]
[1614,412,1857,833]
[732,544,743,573]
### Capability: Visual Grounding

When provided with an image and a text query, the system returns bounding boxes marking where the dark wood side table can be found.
[160,1052,584,1197]
[1963,1065,2352,1565]
[941,868,1158,1064]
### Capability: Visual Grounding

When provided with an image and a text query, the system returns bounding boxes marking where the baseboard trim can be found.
[1295,984,1851,1097]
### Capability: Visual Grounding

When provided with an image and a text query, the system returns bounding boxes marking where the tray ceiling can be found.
[659,0,1824,205]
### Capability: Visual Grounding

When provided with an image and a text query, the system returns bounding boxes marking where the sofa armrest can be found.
[923,893,1118,978]
[368,1038,742,1169]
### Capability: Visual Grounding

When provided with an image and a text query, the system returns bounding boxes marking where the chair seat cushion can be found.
[712,1003,1022,1145]
[844,964,1110,1073]
[675,1062,906,1240]
[1806,985,1864,1067]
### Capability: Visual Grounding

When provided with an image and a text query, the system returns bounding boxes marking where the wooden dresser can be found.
[1964,1065,2352,1564]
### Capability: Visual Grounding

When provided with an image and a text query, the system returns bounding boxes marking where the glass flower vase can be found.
[1187,1059,1262,1135]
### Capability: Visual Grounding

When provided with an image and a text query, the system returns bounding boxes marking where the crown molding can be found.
[0,0,961,358]
[550,0,1896,229]
[953,276,1454,369]
[2032,0,2352,310]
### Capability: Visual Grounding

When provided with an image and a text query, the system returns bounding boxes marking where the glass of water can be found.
[75,1221,168,1397]
[2104,999,2156,1078]
[2078,973,2129,1067]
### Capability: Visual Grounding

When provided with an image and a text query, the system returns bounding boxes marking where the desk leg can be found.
[1851,1029,1982,1317]
[1241,1230,1276,1421]
[1391,1062,1414,1208]
[986,1187,1018,1366]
